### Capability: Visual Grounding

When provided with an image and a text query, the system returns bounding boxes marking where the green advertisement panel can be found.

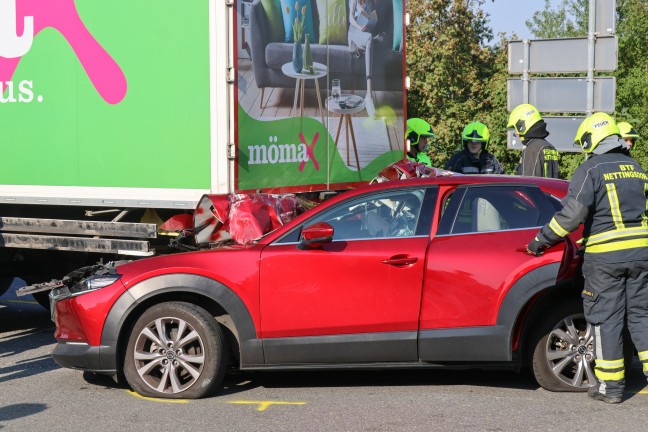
[0,1,211,189]
[236,0,405,191]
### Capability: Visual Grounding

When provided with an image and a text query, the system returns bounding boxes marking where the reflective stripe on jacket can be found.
[535,141,648,263]
[516,138,560,178]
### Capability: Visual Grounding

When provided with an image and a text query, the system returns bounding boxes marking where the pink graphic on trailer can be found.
[0,0,127,104]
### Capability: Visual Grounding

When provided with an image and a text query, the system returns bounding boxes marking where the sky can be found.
[481,0,562,40]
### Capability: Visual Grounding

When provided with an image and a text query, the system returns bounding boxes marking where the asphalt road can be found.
[2,281,648,432]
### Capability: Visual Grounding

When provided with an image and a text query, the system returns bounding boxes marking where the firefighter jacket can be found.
[534,139,648,263]
[515,121,560,178]
[444,149,504,174]
[407,152,431,167]
[516,138,560,178]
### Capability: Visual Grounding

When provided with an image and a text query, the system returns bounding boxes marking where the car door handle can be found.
[381,255,418,266]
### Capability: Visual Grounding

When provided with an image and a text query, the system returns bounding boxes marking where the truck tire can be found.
[32,291,51,310]
[123,302,228,399]
[530,298,633,392]
[0,277,12,297]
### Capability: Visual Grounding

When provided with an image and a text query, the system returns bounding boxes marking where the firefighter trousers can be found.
[582,259,648,397]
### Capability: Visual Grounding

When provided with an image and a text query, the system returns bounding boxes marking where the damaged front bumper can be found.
[16,261,128,299]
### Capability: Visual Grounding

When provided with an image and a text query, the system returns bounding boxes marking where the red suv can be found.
[50,175,591,399]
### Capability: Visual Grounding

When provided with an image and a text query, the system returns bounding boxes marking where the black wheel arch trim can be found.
[495,262,566,360]
[496,262,561,328]
[100,274,263,372]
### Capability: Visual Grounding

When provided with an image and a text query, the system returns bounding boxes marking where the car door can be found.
[418,183,563,361]
[259,187,437,364]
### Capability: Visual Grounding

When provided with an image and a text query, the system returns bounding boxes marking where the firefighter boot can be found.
[588,387,622,404]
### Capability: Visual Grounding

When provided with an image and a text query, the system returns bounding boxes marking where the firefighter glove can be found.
[526,236,544,257]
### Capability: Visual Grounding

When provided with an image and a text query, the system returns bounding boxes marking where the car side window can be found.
[305,189,427,241]
[439,185,548,235]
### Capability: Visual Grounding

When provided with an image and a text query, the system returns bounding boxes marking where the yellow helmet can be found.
[461,122,490,151]
[617,122,640,140]
[574,113,621,154]
[507,104,542,136]
[406,118,435,146]
[462,122,490,143]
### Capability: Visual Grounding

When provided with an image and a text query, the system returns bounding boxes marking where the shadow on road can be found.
[0,306,52,333]
[0,281,52,335]
[0,284,60,385]
[0,355,58,386]
[0,403,48,429]
[0,300,54,355]
[222,367,540,394]
[222,362,648,399]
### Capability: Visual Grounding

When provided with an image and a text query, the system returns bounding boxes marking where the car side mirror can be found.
[298,222,334,250]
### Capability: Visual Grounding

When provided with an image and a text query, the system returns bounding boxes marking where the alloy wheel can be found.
[543,313,596,389]
[133,316,206,394]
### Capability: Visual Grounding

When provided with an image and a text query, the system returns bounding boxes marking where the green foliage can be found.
[405,0,648,179]
[614,0,648,169]
[526,0,588,38]
[559,153,583,179]
[524,0,648,177]
[406,0,518,173]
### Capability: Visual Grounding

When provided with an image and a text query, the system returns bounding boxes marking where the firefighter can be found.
[526,112,648,404]
[507,103,560,178]
[617,121,640,151]
[405,118,435,166]
[445,121,503,174]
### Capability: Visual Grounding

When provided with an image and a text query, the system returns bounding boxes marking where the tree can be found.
[406,0,517,171]
[525,0,589,179]
[524,0,648,175]
[526,0,588,39]
[614,0,648,168]
[406,0,647,177]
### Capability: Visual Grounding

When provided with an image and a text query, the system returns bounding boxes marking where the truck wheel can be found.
[123,302,228,399]
[32,291,51,310]
[530,299,633,392]
[0,277,13,297]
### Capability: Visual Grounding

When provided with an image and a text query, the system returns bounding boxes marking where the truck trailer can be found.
[0,0,406,304]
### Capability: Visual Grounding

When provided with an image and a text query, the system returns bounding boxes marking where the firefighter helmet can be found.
[461,121,490,150]
[507,104,542,136]
[406,118,435,146]
[574,113,621,154]
[617,122,640,141]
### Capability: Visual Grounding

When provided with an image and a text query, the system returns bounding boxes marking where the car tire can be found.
[530,298,633,392]
[123,301,228,399]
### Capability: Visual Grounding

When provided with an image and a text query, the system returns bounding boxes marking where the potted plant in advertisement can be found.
[303,32,314,74]
[287,2,307,73]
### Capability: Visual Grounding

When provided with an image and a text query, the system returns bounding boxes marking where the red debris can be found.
[372,160,456,183]
[193,193,301,245]
[159,214,194,232]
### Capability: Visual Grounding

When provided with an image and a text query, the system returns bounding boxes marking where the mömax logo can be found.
[247,133,320,171]
[299,131,319,172]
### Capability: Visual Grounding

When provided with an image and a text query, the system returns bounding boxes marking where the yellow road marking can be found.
[126,390,189,404]
[637,389,648,394]
[228,400,307,411]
